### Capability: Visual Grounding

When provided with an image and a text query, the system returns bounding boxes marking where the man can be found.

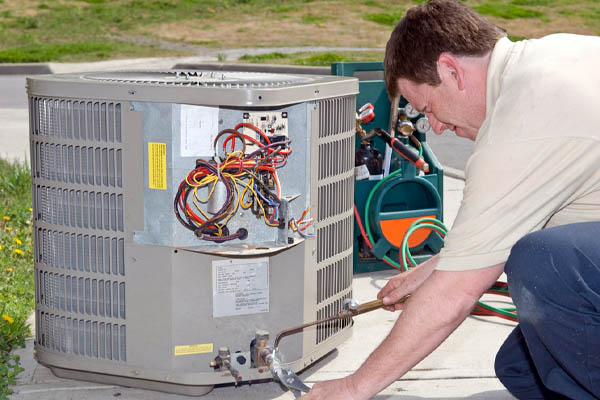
[302,0,600,398]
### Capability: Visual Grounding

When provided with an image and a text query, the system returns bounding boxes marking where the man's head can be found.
[384,0,505,97]
[384,0,506,139]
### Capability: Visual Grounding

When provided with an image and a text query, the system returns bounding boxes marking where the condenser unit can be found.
[27,70,358,395]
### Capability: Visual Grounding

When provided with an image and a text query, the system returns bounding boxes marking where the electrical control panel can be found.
[243,111,289,137]
[242,112,289,154]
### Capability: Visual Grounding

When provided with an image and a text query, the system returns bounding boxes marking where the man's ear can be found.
[437,53,465,91]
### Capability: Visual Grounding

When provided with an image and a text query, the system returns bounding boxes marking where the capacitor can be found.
[207,180,228,215]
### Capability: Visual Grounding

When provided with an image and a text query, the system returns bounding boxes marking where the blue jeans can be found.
[494,222,600,399]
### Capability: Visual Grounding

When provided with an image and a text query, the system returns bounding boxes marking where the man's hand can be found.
[377,255,439,311]
[299,376,364,400]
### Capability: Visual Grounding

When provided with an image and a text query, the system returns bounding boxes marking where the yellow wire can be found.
[184,150,282,234]
[235,175,279,226]
[239,177,255,209]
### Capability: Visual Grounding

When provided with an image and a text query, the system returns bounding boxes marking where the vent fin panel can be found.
[315,96,355,345]
[38,311,126,362]
[32,96,126,364]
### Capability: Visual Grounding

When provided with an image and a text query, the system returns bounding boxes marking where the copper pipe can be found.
[273,296,409,350]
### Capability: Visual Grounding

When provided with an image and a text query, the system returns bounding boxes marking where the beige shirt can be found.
[436,34,600,271]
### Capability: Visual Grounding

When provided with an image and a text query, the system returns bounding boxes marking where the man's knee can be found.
[504,230,553,293]
[503,228,572,317]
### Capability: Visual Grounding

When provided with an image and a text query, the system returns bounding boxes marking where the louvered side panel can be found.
[31,96,127,363]
[314,95,355,344]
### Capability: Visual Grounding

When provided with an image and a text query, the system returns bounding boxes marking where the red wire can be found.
[486,290,512,297]
[224,133,264,151]
[354,205,373,248]
[235,123,271,145]
[353,205,403,270]
[472,308,518,323]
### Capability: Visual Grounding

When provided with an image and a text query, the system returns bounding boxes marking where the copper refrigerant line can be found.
[208,297,409,397]
[273,296,410,351]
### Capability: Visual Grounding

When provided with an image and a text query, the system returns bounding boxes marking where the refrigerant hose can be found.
[355,175,517,322]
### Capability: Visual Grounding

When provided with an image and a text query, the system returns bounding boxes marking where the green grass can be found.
[0,0,599,62]
[239,52,289,62]
[301,13,327,24]
[510,0,551,5]
[0,39,174,63]
[363,12,403,26]
[0,159,34,398]
[238,50,383,65]
[0,0,334,61]
[508,34,528,41]
[475,2,545,19]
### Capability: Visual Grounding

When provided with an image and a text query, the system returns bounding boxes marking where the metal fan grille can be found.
[82,70,313,88]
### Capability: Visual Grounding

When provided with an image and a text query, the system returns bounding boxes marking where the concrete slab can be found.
[443,176,464,230]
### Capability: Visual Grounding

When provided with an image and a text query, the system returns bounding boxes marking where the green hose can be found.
[400,218,448,271]
[362,158,516,321]
[400,217,516,320]
[364,168,405,269]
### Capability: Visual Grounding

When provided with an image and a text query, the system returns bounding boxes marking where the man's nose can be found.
[426,114,447,134]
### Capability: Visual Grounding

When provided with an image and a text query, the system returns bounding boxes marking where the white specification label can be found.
[180,105,219,157]
[212,258,269,318]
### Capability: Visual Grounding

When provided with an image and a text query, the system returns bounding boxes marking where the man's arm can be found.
[302,261,505,400]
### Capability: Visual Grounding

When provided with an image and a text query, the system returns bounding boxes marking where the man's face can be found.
[397,77,480,141]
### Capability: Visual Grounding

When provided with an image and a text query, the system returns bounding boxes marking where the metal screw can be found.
[128,90,136,95]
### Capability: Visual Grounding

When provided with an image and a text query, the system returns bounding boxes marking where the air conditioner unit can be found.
[26,70,358,395]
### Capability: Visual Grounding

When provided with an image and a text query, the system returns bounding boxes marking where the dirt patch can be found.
[143,2,392,49]
[143,0,596,51]
[489,12,596,38]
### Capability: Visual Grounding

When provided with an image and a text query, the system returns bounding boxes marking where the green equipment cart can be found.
[332,62,445,274]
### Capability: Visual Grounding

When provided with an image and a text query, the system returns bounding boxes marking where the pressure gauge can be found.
[404,103,420,119]
[416,117,431,134]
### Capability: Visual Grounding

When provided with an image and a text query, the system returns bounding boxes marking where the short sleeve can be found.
[436,137,600,271]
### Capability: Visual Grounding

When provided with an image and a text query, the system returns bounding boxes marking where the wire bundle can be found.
[288,206,315,238]
[174,123,293,242]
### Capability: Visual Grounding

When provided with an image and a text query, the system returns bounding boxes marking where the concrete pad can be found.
[443,177,465,229]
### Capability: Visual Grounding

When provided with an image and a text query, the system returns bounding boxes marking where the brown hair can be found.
[384,0,505,97]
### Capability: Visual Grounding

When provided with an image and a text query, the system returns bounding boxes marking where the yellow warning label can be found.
[174,343,214,356]
[148,142,167,190]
